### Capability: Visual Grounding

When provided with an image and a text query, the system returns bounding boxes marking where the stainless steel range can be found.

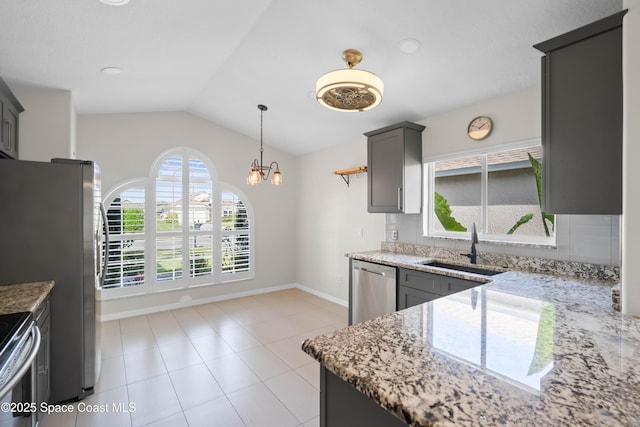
[0,312,40,427]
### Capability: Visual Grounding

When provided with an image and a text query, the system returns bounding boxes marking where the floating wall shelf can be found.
[333,166,367,187]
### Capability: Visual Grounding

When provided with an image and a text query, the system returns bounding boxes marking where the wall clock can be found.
[467,116,493,141]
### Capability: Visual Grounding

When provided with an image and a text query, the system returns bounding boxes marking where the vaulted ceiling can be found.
[0,0,622,155]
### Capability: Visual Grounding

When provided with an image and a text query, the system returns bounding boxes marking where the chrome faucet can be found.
[460,221,478,264]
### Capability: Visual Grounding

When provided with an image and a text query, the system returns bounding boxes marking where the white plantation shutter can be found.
[187,157,213,278]
[221,191,251,276]
[103,184,146,289]
[155,156,184,282]
[99,148,254,296]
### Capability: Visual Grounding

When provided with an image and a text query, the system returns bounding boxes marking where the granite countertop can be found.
[347,250,508,283]
[0,281,54,315]
[302,251,637,426]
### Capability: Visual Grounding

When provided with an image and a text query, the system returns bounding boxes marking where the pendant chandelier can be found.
[316,49,384,112]
[247,104,282,186]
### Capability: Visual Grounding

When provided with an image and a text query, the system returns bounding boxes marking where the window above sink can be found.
[423,140,556,246]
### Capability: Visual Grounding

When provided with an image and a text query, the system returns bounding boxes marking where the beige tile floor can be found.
[40,289,347,427]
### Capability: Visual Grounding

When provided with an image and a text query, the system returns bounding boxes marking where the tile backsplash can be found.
[386,213,620,267]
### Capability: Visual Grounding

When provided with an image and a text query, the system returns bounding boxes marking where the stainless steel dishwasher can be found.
[349,259,397,325]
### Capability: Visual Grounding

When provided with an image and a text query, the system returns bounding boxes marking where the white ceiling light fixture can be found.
[100,67,123,75]
[398,38,422,55]
[247,104,282,186]
[316,49,384,112]
[99,0,131,5]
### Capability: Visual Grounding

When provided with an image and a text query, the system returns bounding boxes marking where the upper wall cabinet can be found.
[364,121,425,214]
[534,10,626,215]
[0,76,24,160]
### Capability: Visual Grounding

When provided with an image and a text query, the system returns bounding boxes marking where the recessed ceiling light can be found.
[99,0,130,6]
[100,67,123,75]
[398,38,422,55]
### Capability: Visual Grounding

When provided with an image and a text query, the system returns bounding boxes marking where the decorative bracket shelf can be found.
[333,166,367,187]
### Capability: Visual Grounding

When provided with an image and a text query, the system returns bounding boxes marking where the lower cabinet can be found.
[320,366,406,427]
[398,286,441,309]
[34,296,51,417]
[397,268,481,310]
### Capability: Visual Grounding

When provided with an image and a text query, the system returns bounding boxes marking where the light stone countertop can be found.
[0,281,54,315]
[346,250,507,283]
[302,251,636,426]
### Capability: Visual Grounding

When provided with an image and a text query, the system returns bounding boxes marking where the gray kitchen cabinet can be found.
[364,121,425,214]
[534,10,626,214]
[398,285,441,309]
[320,366,406,427]
[397,267,480,310]
[0,75,23,160]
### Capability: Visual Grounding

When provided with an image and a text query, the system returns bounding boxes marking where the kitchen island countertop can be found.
[0,281,54,314]
[302,251,638,426]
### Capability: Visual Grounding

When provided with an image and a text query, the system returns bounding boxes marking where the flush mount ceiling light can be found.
[247,105,282,186]
[398,38,422,55]
[99,0,130,5]
[100,67,123,75]
[316,49,384,112]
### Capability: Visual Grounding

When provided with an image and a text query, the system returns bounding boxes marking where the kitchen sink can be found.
[420,261,503,276]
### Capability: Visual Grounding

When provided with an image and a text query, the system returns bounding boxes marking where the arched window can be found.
[103,180,146,291]
[99,148,254,297]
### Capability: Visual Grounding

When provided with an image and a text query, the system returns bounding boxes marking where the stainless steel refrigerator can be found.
[0,158,102,403]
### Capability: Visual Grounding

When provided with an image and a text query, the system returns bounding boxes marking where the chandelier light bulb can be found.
[247,167,262,185]
[271,169,282,186]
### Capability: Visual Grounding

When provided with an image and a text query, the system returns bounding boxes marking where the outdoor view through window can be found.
[430,145,554,243]
[102,149,252,292]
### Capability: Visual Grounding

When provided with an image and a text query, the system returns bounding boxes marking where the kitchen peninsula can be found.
[302,252,638,426]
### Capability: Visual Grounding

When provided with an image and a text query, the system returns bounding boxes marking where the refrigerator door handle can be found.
[99,203,110,288]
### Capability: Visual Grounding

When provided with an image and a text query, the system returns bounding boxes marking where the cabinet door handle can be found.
[397,187,403,211]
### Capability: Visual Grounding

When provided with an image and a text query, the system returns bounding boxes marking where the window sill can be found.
[427,234,557,250]
[97,274,254,301]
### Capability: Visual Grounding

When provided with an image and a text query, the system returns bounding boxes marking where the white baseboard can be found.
[294,283,348,307]
[97,283,297,322]
[97,283,349,322]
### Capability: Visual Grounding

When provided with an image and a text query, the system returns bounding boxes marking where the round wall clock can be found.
[467,116,493,141]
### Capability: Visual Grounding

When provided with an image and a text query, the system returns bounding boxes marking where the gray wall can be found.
[14,88,76,161]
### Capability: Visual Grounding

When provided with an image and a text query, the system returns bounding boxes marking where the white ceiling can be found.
[0,0,622,156]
